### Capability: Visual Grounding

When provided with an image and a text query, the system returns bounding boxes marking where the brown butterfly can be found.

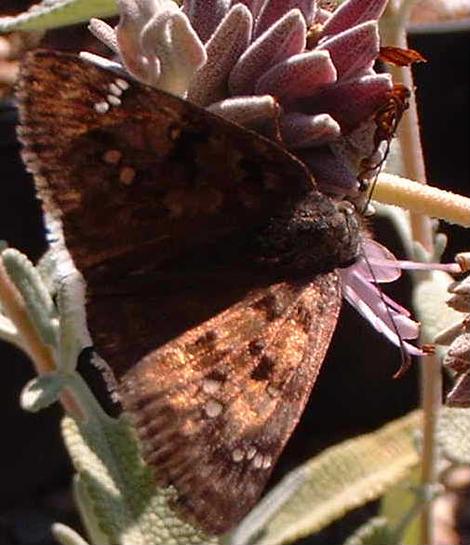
[16,50,361,535]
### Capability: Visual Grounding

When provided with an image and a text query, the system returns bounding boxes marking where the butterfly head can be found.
[257,191,361,276]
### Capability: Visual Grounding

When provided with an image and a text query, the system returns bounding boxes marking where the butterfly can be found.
[17,49,361,535]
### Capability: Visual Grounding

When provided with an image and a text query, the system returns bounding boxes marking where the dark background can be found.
[0,14,468,545]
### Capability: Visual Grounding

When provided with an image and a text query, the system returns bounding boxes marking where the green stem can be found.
[0,258,84,419]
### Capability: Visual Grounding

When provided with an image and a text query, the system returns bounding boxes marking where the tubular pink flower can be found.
[340,241,423,356]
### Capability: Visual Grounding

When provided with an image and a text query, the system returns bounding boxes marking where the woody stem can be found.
[381,7,440,545]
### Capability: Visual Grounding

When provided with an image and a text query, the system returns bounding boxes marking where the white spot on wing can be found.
[102,150,122,165]
[232,449,244,463]
[252,453,264,469]
[262,455,272,469]
[119,167,136,185]
[246,446,257,460]
[115,78,130,90]
[109,82,123,96]
[94,102,109,114]
[204,399,223,418]
[107,95,122,107]
[202,379,222,395]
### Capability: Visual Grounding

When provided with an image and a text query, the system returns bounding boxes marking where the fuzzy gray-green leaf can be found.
[438,407,470,464]
[62,413,218,545]
[51,523,91,545]
[343,517,394,545]
[2,248,59,346]
[231,411,421,545]
[0,0,118,33]
[20,373,66,412]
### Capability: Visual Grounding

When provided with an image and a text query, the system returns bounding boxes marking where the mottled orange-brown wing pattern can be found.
[118,274,342,534]
[16,50,351,536]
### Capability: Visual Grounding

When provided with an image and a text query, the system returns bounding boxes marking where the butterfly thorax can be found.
[256,191,361,275]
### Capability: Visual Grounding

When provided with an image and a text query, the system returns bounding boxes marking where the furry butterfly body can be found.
[17,50,360,534]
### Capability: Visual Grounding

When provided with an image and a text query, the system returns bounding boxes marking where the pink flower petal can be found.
[229,9,306,95]
[343,269,419,339]
[255,50,337,100]
[231,0,265,18]
[318,21,380,79]
[183,0,231,42]
[89,18,119,53]
[281,112,341,148]
[207,94,279,127]
[342,277,422,356]
[188,4,253,106]
[345,283,422,354]
[314,7,333,24]
[255,0,317,37]
[354,239,401,282]
[321,0,389,37]
[296,73,392,132]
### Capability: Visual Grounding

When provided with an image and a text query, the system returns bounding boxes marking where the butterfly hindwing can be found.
[118,273,342,534]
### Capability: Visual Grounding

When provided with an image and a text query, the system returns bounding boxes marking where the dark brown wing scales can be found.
[17,50,313,277]
[120,274,342,534]
[16,50,354,536]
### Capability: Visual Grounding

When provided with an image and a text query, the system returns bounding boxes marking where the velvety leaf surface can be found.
[62,414,218,545]
[230,411,421,545]
[438,407,470,464]
[343,517,395,545]
[0,0,118,32]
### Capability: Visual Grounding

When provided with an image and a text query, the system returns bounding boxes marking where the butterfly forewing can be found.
[17,50,312,276]
[17,50,353,535]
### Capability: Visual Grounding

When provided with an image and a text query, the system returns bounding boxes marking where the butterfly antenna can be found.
[359,238,411,377]
[360,161,382,215]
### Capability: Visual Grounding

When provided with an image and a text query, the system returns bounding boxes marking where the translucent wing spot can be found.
[102,149,122,165]
[202,378,222,395]
[262,455,272,469]
[266,384,280,398]
[252,453,264,469]
[252,453,272,470]
[168,124,182,141]
[94,101,109,114]
[115,78,130,90]
[246,445,257,460]
[107,95,122,107]
[232,448,245,463]
[119,166,136,185]
[108,82,123,96]
[204,399,223,418]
